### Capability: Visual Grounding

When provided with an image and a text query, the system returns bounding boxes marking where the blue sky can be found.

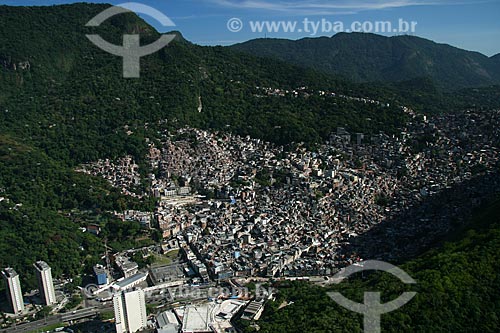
[1,0,499,56]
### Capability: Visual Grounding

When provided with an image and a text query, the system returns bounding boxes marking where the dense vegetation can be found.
[243,198,500,332]
[357,78,500,114]
[0,133,153,288]
[0,5,415,164]
[231,33,500,91]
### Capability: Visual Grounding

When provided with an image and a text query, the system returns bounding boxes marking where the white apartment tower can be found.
[33,261,57,306]
[2,267,24,315]
[113,289,147,333]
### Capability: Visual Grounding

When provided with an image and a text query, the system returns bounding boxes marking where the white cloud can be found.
[208,0,484,15]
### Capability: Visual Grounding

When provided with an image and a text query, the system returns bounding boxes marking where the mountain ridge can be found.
[230,32,500,90]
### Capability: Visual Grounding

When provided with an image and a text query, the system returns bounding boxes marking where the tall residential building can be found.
[33,261,56,306]
[113,289,147,333]
[1,268,24,315]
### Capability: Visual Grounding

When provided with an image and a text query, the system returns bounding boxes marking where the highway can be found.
[0,315,62,333]
[1,306,112,333]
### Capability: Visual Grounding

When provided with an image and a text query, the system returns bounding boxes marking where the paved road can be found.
[1,306,113,333]
[0,315,62,333]
[60,307,98,322]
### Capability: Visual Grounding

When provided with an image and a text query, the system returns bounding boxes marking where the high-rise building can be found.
[2,267,24,315]
[33,261,57,306]
[113,289,147,333]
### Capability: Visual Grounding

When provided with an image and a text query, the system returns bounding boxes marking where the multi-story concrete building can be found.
[113,289,147,333]
[115,256,139,278]
[33,261,57,306]
[2,268,24,315]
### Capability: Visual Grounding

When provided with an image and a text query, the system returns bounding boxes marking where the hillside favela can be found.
[0,1,499,333]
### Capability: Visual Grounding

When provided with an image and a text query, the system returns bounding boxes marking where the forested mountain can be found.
[492,53,500,65]
[0,4,410,164]
[231,33,500,90]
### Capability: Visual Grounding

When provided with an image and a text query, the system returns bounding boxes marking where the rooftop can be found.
[93,264,106,275]
[157,310,180,328]
[34,261,51,272]
[2,267,18,279]
[114,272,148,289]
[181,303,215,333]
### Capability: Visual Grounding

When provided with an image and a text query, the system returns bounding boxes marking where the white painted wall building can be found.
[113,289,147,333]
[2,268,24,315]
[34,261,56,306]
